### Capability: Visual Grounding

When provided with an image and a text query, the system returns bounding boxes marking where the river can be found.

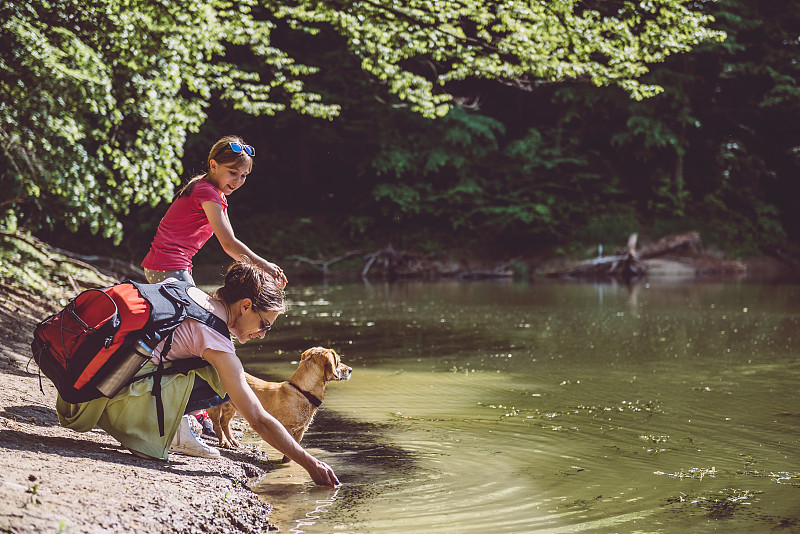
[229,278,799,533]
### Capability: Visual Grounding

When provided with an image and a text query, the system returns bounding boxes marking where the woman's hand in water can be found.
[305,458,341,487]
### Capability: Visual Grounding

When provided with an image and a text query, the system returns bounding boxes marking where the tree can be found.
[299,0,725,113]
[1,0,723,242]
[692,0,800,248]
[0,0,336,242]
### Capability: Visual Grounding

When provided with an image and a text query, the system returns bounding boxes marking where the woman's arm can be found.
[203,348,339,486]
[201,201,287,286]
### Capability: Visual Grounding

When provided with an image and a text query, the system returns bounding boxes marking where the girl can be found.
[57,260,339,487]
[141,135,288,287]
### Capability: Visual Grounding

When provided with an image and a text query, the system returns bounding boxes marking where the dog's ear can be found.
[323,350,341,381]
[301,347,324,361]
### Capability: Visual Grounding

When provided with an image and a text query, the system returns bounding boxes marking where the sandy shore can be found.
[0,286,280,533]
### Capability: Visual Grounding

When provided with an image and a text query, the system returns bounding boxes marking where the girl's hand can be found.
[275,266,288,288]
[261,259,288,288]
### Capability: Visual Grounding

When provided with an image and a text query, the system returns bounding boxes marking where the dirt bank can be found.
[0,284,280,533]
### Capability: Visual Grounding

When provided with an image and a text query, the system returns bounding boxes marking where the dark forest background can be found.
[24,1,800,271]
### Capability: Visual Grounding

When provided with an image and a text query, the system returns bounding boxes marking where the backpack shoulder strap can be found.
[133,280,231,338]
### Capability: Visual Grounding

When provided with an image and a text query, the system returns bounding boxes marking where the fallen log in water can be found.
[638,230,701,259]
[289,245,513,280]
[288,250,365,277]
[546,233,646,280]
[546,254,646,280]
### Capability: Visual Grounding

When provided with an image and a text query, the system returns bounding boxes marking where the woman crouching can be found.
[57,260,339,487]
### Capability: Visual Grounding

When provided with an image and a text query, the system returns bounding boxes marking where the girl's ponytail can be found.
[173,174,206,201]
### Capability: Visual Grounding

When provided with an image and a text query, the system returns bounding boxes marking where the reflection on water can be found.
[231,279,800,533]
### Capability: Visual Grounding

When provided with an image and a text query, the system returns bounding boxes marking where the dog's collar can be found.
[289,381,324,408]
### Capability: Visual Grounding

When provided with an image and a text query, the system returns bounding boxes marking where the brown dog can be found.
[207,347,352,461]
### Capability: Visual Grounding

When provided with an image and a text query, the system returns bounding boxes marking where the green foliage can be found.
[1,0,723,244]
[368,106,504,232]
[0,0,336,243]
[695,138,786,254]
[679,0,798,251]
[264,0,797,259]
[366,103,620,250]
[254,0,797,258]
[289,0,724,115]
[5,0,796,263]
[578,210,641,250]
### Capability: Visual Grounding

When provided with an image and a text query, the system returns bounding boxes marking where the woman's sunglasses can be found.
[229,142,255,157]
[254,307,272,335]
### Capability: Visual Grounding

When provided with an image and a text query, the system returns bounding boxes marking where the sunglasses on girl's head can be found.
[229,142,255,157]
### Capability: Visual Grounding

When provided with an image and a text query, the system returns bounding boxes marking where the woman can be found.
[57,260,338,487]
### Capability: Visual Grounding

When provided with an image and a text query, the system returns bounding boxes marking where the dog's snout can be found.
[340,365,353,380]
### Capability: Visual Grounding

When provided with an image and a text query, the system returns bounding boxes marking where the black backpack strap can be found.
[168,358,211,374]
[150,331,175,437]
[129,357,209,385]
[154,281,231,338]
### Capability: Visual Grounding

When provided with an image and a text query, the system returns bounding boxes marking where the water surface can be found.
[232,279,800,533]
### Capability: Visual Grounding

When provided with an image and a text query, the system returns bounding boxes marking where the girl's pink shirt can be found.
[141,180,228,272]
[149,317,235,365]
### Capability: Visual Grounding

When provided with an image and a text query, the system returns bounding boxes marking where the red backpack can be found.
[32,280,229,432]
